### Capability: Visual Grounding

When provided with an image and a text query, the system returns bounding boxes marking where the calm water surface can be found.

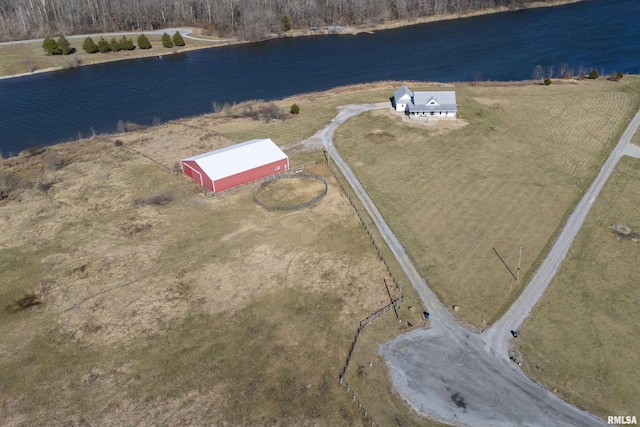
[1,0,638,156]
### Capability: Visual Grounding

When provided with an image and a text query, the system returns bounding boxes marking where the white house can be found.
[392,86,413,112]
[392,86,457,119]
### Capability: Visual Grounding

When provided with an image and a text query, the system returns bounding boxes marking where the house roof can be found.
[409,91,457,112]
[183,138,288,181]
[393,85,413,101]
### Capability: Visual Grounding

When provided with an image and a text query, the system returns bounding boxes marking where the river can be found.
[0,0,638,157]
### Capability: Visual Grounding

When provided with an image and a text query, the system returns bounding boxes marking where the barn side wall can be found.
[214,158,289,193]
[182,160,215,192]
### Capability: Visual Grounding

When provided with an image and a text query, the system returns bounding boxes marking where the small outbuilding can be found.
[181,138,289,193]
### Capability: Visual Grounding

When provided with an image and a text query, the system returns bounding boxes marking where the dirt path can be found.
[317,103,619,426]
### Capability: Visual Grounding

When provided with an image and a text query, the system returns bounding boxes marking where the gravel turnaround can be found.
[315,104,640,426]
[381,327,604,427]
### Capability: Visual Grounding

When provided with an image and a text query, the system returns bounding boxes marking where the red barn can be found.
[181,138,289,193]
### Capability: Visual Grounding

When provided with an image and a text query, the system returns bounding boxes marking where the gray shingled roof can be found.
[393,85,413,101]
[409,91,457,112]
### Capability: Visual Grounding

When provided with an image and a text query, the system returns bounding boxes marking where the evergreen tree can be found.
[120,36,135,51]
[588,69,599,79]
[97,37,111,53]
[42,36,61,55]
[161,32,173,48]
[57,35,72,55]
[172,31,185,46]
[137,34,151,49]
[82,37,99,54]
[290,104,300,114]
[281,15,292,32]
[110,37,122,52]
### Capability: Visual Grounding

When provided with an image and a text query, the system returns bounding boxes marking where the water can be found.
[1,0,638,157]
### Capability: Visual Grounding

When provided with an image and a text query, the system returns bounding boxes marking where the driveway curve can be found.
[314,103,638,426]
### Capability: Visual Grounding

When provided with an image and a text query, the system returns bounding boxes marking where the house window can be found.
[275,166,280,171]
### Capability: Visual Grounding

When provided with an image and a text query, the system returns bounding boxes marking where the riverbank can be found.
[0,0,581,80]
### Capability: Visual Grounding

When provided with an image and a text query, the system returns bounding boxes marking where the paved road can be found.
[315,103,640,426]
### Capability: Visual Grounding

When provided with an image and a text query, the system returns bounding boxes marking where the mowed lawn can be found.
[336,78,640,328]
[517,155,640,417]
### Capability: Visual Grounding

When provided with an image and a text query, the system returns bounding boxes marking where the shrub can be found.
[161,32,173,48]
[120,36,135,51]
[137,34,151,49]
[0,173,31,200]
[543,78,551,86]
[290,104,300,114]
[588,69,599,79]
[43,150,65,170]
[110,37,122,52]
[42,36,61,55]
[57,35,73,55]
[608,71,624,82]
[282,15,292,32]
[260,103,286,122]
[97,37,111,53]
[172,31,185,46]
[82,37,99,54]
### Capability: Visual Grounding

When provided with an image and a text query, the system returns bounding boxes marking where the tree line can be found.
[0,0,560,42]
[42,32,185,55]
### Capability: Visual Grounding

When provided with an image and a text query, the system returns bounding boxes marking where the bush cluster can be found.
[42,35,74,55]
[83,35,136,54]
[47,31,186,55]
[242,102,287,123]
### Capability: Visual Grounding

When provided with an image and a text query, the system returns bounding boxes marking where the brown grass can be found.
[255,176,326,207]
[336,78,640,329]
[2,78,639,425]
[0,109,401,425]
[516,155,640,418]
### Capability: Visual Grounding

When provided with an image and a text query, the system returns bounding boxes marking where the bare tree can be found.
[546,65,554,79]
[0,0,559,42]
[532,64,544,81]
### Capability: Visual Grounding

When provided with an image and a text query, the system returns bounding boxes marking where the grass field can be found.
[2,79,639,425]
[515,152,640,418]
[0,94,419,425]
[336,78,640,329]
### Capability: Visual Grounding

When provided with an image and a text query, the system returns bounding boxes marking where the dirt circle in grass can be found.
[254,174,328,211]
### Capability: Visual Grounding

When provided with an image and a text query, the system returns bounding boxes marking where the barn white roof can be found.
[183,138,287,181]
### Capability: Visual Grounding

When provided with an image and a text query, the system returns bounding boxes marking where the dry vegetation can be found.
[336,77,640,329]
[1,78,639,425]
[0,87,420,425]
[516,153,640,418]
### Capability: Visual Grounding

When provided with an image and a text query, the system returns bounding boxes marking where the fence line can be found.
[120,145,176,173]
[336,296,403,427]
[253,174,328,211]
[339,380,380,427]
[323,150,402,296]
[339,296,404,381]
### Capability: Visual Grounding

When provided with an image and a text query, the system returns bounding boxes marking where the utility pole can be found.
[384,279,399,319]
[516,247,522,282]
